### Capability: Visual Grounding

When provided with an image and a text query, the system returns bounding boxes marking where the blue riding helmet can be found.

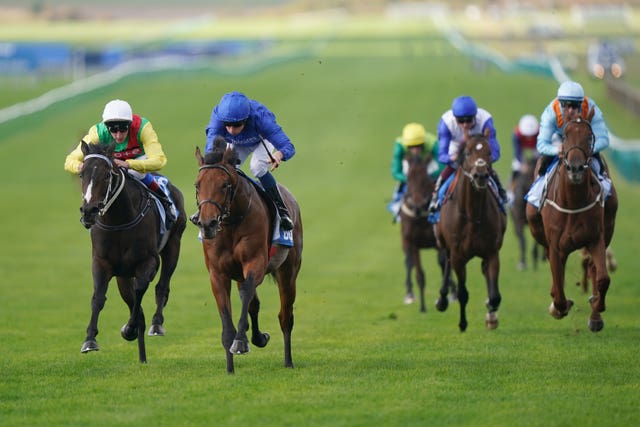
[557,81,584,102]
[214,91,251,122]
[452,95,477,117]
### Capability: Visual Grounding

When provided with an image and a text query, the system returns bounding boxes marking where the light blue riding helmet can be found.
[214,91,251,122]
[557,81,584,102]
[452,95,478,117]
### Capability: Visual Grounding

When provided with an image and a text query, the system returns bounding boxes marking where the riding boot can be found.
[538,155,553,177]
[152,188,176,230]
[265,186,294,231]
[491,170,508,205]
[428,175,443,214]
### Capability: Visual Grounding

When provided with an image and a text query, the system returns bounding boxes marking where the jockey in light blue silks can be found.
[525,81,612,209]
[427,95,508,214]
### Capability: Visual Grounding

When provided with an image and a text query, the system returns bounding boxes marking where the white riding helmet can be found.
[102,99,133,123]
[557,81,584,102]
[518,114,539,137]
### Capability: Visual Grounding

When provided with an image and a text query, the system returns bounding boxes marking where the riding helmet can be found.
[557,81,584,102]
[401,123,427,147]
[452,95,478,118]
[214,91,251,122]
[102,99,133,123]
[518,114,539,137]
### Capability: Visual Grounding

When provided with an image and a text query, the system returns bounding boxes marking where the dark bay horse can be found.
[400,152,455,311]
[434,128,507,331]
[526,117,617,332]
[510,156,542,271]
[192,138,302,374]
[78,141,186,362]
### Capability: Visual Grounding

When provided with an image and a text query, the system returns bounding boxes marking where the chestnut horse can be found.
[400,152,455,311]
[192,138,302,374]
[510,156,542,271]
[526,117,617,332]
[78,141,186,362]
[434,129,507,331]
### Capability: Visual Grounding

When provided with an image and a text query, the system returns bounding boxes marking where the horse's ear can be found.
[105,142,115,157]
[213,136,227,152]
[81,140,89,155]
[195,146,204,166]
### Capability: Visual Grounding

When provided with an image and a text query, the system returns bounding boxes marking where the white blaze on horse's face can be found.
[84,179,94,204]
[475,143,483,151]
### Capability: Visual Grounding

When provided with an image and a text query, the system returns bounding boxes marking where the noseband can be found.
[462,156,490,190]
[196,164,237,230]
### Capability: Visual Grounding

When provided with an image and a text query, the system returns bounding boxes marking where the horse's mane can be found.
[82,141,115,157]
[203,136,239,166]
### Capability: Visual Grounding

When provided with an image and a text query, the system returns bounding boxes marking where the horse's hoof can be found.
[588,318,604,332]
[148,324,165,336]
[252,332,270,348]
[81,340,99,353]
[403,293,415,305]
[121,324,138,341]
[229,339,250,355]
[549,300,573,319]
[485,312,499,330]
[435,297,448,312]
[458,321,468,332]
[517,261,526,272]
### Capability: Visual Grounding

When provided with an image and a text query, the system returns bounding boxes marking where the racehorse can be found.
[526,117,617,332]
[192,137,302,374]
[400,152,455,311]
[78,141,186,362]
[434,128,507,331]
[510,156,543,271]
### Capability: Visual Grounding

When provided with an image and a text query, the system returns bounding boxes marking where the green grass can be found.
[1,49,640,427]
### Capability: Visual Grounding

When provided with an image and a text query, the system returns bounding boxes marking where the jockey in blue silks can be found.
[428,95,507,213]
[525,80,612,209]
[200,91,295,231]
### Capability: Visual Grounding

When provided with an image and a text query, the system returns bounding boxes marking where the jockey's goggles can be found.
[560,100,581,110]
[455,115,474,124]
[106,121,131,133]
[223,120,246,128]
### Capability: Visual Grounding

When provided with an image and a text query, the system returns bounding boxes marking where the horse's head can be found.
[79,141,117,229]
[460,128,493,190]
[561,118,594,184]
[403,153,433,215]
[193,137,239,239]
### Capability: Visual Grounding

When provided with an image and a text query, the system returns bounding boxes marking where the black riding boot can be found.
[538,155,554,177]
[428,175,443,213]
[265,186,294,231]
[152,189,176,229]
[491,170,508,205]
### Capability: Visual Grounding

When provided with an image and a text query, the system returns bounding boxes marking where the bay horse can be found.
[400,152,455,311]
[526,117,617,332]
[434,128,507,331]
[192,137,302,374]
[510,156,543,271]
[78,141,187,362]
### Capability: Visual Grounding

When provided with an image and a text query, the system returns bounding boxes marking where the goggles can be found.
[455,115,474,124]
[560,100,581,109]
[223,120,246,128]
[106,121,131,133]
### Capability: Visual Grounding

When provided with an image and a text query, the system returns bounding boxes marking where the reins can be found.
[196,164,242,232]
[83,153,153,231]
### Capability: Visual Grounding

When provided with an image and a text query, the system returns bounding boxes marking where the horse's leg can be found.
[547,249,573,319]
[452,257,469,332]
[413,249,426,313]
[435,250,452,312]
[514,219,527,271]
[208,271,236,374]
[248,291,270,348]
[576,250,590,294]
[149,233,183,336]
[274,261,298,369]
[482,254,502,330]
[81,265,111,353]
[230,269,265,356]
[402,241,415,305]
[606,247,617,272]
[116,276,148,363]
[586,241,610,333]
[438,248,457,299]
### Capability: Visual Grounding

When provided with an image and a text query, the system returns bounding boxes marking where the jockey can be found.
[64,99,177,228]
[202,91,295,231]
[428,95,507,213]
[536,80,609,177]
[388,122,443,222]
[525,80,611,210]
[508,114,540,198]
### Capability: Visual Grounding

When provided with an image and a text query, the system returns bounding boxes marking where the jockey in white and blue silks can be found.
[525,80,612,209]
[200,91,295,231]
[428,95,507,214]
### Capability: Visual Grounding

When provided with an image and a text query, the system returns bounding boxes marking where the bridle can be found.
[461,141,491,190]
[82,153,152,230]
[195,164,238,231]
[561,119,595,175]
